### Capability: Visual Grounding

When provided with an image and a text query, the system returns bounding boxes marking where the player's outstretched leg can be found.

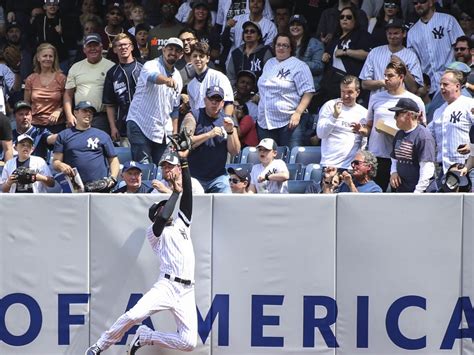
[84,344,102,355]
[128,325,148,354]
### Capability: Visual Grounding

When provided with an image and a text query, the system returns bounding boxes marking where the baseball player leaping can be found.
[85,148,197,355]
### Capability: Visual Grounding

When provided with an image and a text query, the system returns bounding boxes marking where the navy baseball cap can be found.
[242,21,262,37]
[289,14,307,26]
[14,100,31,113]
[388,98,419,112]
[206,86,224,99]
[227,166,250,182]
[122,161,143,172]
[385,18,405,30]
[192,0,209,9]
[237,70,256,82]
[6,22,21,32]
[159,151,180,166]
[74,101,96,112]
[83,33,102,46]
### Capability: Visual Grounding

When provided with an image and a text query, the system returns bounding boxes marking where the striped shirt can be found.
[428,95,474,173]
[187,68,234,114]
[359,45,423,97]
[363,90,426,158]
[229,13,277,52]
[407,12,464,93]
[257,57,315,129]
[146,210,194,281]
[317,99,368,169]
[126,56,183,143]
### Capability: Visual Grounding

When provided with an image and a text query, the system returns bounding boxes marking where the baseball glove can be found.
[3,46,21,72]
[168,129,192,152]
[14,166,37,184]
[84,177,116,193]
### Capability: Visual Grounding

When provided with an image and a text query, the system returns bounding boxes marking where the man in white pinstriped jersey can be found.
[360,18,423,97]
[85,148,197,355]
[407,0,464,94]
[125,38,184,165]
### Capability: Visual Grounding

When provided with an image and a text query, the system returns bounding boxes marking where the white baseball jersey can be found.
[1,156,52,193]
[250,158,289,193]
[407,12,464,93]
[359,45,424,97]
[95,210,197,352]
[317,99,368,169]
[126,56,183,143]
[187,68,234,113]
[146,211,194,281]
[428,95,474,173]
[363,90,426,158]
[229,13,277,52]
[257,57,315,129]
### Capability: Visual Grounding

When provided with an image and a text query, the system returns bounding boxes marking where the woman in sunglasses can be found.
[369,0,404,47]
[226,20,273,88]
[321,5,371,103]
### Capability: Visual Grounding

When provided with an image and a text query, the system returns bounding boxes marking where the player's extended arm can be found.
[179,153,192,221]
[152,191,180,237]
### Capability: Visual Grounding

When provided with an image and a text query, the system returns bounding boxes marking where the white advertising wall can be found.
[0,194,473,355]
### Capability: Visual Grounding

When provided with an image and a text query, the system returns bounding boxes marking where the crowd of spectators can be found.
[0,0,472,194]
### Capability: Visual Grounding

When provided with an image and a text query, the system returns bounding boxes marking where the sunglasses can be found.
[340,14,353,20]
[207,96,223,103]
[351,160,366,167]
[460,16,472,21]
[275,43,290,49]
[412,0,428,5]
[229,178,244,184]
[244,29,257,34]
[384,2,398,8]
[454,47,468,51]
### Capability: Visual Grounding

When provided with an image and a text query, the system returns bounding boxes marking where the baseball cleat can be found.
[128,325,147,354]
[85,344,101,354]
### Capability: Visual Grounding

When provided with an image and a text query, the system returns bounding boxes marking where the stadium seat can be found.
[286,163,303,180]
[288,146,322,165]
[140,163,156,180]
[240,145,289,164]
[303,163,323,183]
[287,180,314,194]
[116,146,132,164]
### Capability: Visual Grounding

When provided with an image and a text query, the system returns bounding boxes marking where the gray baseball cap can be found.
[159,151,179,166]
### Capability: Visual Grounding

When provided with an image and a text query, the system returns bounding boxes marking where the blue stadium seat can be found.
[303,163,323,183]
[240,145,289,164]
[116,146,132,164]
[287,180,314,194]
[286,163,303,180]
[140,163,156,180]
[288,146,322,165]
[153,165,163,181]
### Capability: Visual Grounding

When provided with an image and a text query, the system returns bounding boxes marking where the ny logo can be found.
[179,227,188,240]
[277,68,291,79]
[250,58,262,72]
[341,39,352,51]
[450,111,462,123]
[87,137,99,150]
[432,26,445,39]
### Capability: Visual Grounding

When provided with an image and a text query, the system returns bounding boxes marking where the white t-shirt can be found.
[1,156,52,193]
[317,99,368,168]
[250,159,288,193]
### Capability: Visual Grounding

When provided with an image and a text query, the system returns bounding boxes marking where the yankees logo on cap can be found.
[206,85,224,99]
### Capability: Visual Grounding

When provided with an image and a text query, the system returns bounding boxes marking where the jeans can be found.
[126,120,167,165]
[197,174,231,193]
[257,114,309,148]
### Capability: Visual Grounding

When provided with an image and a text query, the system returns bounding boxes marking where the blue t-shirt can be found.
[54,127,116,183]
[188,108,230,181]
[13,126,52,161]
[391,125,436,192]
[339,180,382,193]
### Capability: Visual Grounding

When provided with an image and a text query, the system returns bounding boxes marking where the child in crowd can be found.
[249,138,289,194]
[134,23,150,62]
[227,166,251,194]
